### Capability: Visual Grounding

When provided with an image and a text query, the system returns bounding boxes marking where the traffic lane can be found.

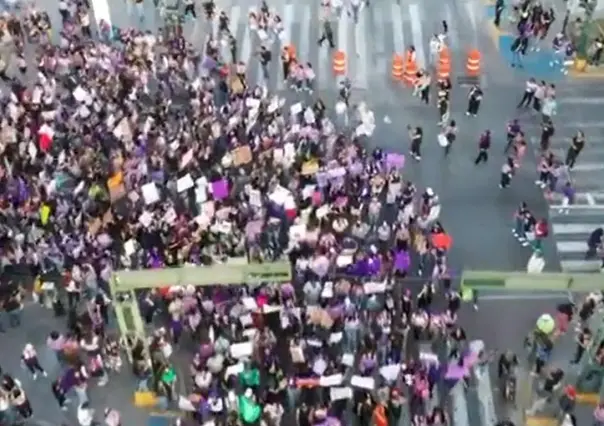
[0,304,149,425]
[458,295,574,356]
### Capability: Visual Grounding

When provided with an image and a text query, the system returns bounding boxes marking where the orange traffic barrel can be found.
[466,49,481,76]
[333,50,346,75]
[392,55,404,80]
[286,44,297,60]
[438,49,451,80]
[403,59,418,87]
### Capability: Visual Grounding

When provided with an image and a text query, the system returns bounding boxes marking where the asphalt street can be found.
[9,0,601,424]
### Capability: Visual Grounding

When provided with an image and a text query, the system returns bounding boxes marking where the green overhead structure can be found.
[460,270,604,301]
[110,259,292,360]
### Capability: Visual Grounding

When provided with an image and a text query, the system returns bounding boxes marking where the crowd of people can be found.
[0,0,479,425]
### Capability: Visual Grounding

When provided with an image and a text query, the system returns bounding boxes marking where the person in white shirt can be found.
[77,402,95,426]
[21,343,47,380]
[429,35,442,66]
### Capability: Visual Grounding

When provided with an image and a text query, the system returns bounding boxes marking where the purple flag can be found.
[386,153,405,170]
[394,250,410,272]
[212,179,229,200]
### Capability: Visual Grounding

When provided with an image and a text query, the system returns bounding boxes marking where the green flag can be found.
[161,367,176,384]
[238,395,261,423]
[239,368,260,387]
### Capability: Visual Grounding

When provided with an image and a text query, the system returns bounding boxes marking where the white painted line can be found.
[465,2,478,45]
[556,241,587,253]
[558,97,604,105]
[550,205,604,210]
[373,3,385,54]
[444,4,458,50]
[479,293,573,301]
[587,193,596,206]
[561,259,602,273]
[391,4,404,55]
[550,192,604,203]
[282,3,294,45]
[408,4,426,69]
[317,7,330,90]
[567,122,604,129]
[241,7,253,62]
[552,224,599,234]
[572,163,604,172]
[298,4,310,67]
[355,9,368,89]
[337,12,349,70]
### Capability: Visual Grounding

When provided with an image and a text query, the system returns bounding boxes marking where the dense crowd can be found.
[0,1,493,426]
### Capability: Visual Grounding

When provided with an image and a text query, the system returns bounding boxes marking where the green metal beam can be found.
[113,259,292,291]
[461,270,604,292]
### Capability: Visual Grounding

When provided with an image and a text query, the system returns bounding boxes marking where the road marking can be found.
[558,97,604,105]
[556,241,587,253]
[552,223,598,234]
[571,163,604,172]
[479,293,573,301]
[391,4,405,55]
[354,9,368,89]
[337,12,349,69]
[465,2,478,44]
[444,4,458,50]
[586,193,596,206]
[282,3,294,46]
[298,4,310,65]
[409,4,426,69]
[241,7,253,62]
[561,259,602,273]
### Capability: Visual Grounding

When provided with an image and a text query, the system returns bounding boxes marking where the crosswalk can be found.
[81,0,482,93]
[534,87,604,273]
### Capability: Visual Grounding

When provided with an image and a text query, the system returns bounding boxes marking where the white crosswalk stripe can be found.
[87,0,478,92]
[528,88,604,273]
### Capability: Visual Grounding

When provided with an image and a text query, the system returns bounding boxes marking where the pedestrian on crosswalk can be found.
[349,0,361,23]
[304,63,315,94]
[474,130,491,165]
[281,46,291,81]
[218,11,230,37]
[203,0,216,19]
[228,34,237,64]
[466,84,483,117]
[257,45,272,82]
[565,131,585,170]
[184,0,197,19]
[317,18,335,49]
[408,125,423,161]
[331,0,344,18]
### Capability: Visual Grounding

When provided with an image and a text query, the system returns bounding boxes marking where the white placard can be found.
[229,342,253,359]
[246,98,260,109]
[342,353,355,367]
[177,174,195,193]
[196,186,208,203]
[141,182,160,205]
[269,185,290,206]
[330,387,353,401]
[364,281,387,294]
[351,375,375,390]
[329,332,343,344]
[319,374,343,387]
[139,211,153,228]
[224,362,245,379]
[379,364,401,381]
[180,149,194,169]
[73,86,88,102]
[124,239,136,256]
[419,352,439,365]
[290,102,303,115]
[241,297,258,311]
